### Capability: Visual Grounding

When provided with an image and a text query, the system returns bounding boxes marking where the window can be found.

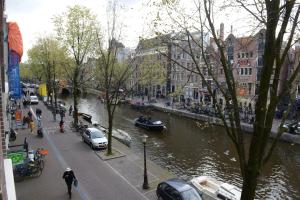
[250,51,253,57]
[242,53,245,58]
[246,53,249,58]
[238,53,240,58]
[245,68,248,75]
[249,68,252,75]
[248,83,252,95]
[241,68,244,75]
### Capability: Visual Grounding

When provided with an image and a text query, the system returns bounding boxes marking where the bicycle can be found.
[14,161,43,182]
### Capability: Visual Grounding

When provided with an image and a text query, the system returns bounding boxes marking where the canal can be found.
[63,95,300,199]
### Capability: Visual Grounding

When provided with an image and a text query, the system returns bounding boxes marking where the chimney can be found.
[220,23,224,41]
[230,25,233,34]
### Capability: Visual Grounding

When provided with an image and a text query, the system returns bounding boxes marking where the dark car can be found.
[156,178,202,200]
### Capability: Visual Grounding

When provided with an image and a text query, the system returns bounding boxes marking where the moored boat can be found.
[112,129,132,147]
[130,101,151,110]
[92,122,132,147]
[78,112,92,123]
[190,176,241,200]
[134,116,165,132]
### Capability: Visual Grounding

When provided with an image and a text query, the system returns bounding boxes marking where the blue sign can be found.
[8,51,21,99]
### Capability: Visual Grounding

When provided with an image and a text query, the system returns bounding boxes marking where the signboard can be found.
[8,51,21,99]
[7,151,24,165]
[15,109,22,128]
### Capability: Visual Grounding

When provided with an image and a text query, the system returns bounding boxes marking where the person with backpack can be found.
[62,167,77,199]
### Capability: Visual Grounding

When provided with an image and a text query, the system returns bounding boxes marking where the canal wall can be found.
[151,103,300,145]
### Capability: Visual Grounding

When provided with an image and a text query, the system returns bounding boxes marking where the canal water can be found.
[63,95,300,199]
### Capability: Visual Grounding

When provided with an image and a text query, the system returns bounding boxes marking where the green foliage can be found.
[53,5,99,125]
[53,5,98,65]
[138,55,166,87]
[20,63,33,79]
[27,36,68,82]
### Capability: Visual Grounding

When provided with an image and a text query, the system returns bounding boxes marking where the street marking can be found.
[94,151,150,200]
[30,106,91,200]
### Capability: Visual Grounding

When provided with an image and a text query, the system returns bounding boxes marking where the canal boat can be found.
[130,101,151,110]
[190,176,241,200]
[112,129,132,147]
[92,122,132,147]
[134,116,165,132]
[78,112,92,123]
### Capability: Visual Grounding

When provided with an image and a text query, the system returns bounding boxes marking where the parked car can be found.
[283,121,300,134]
[156,178,203,200]
[29,95,39,104]
[82,128,108,149]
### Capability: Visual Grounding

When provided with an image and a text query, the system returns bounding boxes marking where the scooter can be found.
[59,121,64,133]
[37,128,43,138]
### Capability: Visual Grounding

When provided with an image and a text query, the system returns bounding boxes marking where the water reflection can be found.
[63,95,300,199]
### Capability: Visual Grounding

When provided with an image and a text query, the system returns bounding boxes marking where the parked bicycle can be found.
[13,148,48,182]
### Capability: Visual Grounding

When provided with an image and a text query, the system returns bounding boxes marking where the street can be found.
[13,103,151,200]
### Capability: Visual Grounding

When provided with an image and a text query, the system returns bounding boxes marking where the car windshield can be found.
[91,130,105,139]
[31,96,38,100]
[181,188,202,200]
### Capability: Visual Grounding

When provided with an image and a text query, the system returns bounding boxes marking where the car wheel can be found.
[90,143,94,150]
[157,194,163,200]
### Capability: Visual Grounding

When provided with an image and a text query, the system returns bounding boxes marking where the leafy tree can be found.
[152,0,300,199]
[138,55,166,100]
[20,63,33,80]
[53,5,98,125]
[27,36,68,104]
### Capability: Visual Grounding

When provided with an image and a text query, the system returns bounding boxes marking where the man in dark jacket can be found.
[62,167,77,198]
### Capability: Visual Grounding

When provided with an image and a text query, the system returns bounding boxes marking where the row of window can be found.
[237,51,253,59]
[219,67,252,76]
[238,68,252,76]
[172,73,199,82]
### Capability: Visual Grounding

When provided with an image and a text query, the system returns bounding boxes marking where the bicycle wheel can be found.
[14,173,25,182]
[39,159,45,171]
[31,166,42,177]
[14,169,25,182]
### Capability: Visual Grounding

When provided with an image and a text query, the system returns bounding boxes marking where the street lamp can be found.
[142,135,149,189]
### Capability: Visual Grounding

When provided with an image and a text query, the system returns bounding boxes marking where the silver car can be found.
[82,128,108,149]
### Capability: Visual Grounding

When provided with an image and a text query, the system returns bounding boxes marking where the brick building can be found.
[129,32,210,103]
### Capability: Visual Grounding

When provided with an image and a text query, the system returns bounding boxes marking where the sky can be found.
[6,0,152,62]
[6,0,258,62]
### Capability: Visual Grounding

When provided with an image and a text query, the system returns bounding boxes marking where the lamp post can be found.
[142,135,149,189]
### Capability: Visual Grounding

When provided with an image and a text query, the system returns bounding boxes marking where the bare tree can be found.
[95,0,133,155]
[150,0,300,199]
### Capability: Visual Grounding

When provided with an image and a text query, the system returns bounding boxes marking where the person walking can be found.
[60,109,65,121]
[69,105,73,116]
[52,109,56,121]
[62,167,77,199]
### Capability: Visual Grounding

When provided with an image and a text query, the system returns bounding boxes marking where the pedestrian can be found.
[69,105,73,116]
[28,111,32,121]
[52,109,56,122]
[60,110,65,121]
[29,118,35,133]
[22,116,27,129]
[62,167,77,199]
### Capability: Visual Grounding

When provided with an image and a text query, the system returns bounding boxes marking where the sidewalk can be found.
[11,102,174,200]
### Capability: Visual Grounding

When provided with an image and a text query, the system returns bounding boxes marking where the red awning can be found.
[8,22,23,60]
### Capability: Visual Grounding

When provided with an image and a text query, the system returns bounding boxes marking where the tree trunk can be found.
[107,104,113,155]
[241,166,259,200]
[73,69,79,126]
